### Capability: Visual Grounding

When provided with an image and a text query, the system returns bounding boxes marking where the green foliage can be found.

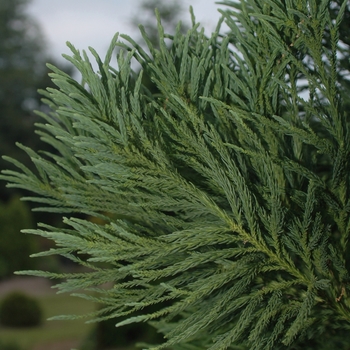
[1,0,350,349]
[0,292,42,327]
[0,196,36,279]
[131,0,189,94]
[329,0,350,101]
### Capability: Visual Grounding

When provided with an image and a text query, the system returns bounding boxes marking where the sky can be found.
[27,0,226,67]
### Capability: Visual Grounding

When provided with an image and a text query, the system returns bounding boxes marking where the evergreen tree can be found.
[0,0,47,175]
[1,0,350,349]
[0,0,74,200]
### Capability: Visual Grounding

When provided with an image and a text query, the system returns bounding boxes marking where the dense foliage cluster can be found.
[1,0,350,349]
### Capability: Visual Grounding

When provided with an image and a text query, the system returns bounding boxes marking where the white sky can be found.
[27,0,225,66]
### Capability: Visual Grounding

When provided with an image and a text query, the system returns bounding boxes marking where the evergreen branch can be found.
[1,0,350,349]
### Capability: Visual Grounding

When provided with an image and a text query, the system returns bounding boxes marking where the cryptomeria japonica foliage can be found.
[1,0,350,349]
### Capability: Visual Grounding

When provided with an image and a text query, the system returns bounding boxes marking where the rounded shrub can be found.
[0,292,42,327]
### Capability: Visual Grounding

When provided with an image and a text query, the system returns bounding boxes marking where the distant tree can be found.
[0,0,45,167]
[0,0,73,200]
[131,0,189,48]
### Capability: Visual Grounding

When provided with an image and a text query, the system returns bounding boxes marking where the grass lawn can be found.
[0,292,96,349]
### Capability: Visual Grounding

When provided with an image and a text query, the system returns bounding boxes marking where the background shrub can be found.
[81,312,164,349]
[0,196,37,279]
[0,292,42,327]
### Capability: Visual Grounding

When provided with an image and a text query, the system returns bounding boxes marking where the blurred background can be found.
[0,0,222,349]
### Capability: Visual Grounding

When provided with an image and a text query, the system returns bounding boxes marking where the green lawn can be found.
[0,293,96,349]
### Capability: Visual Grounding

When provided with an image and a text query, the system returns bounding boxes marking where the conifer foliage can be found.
[1,0,350,349]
